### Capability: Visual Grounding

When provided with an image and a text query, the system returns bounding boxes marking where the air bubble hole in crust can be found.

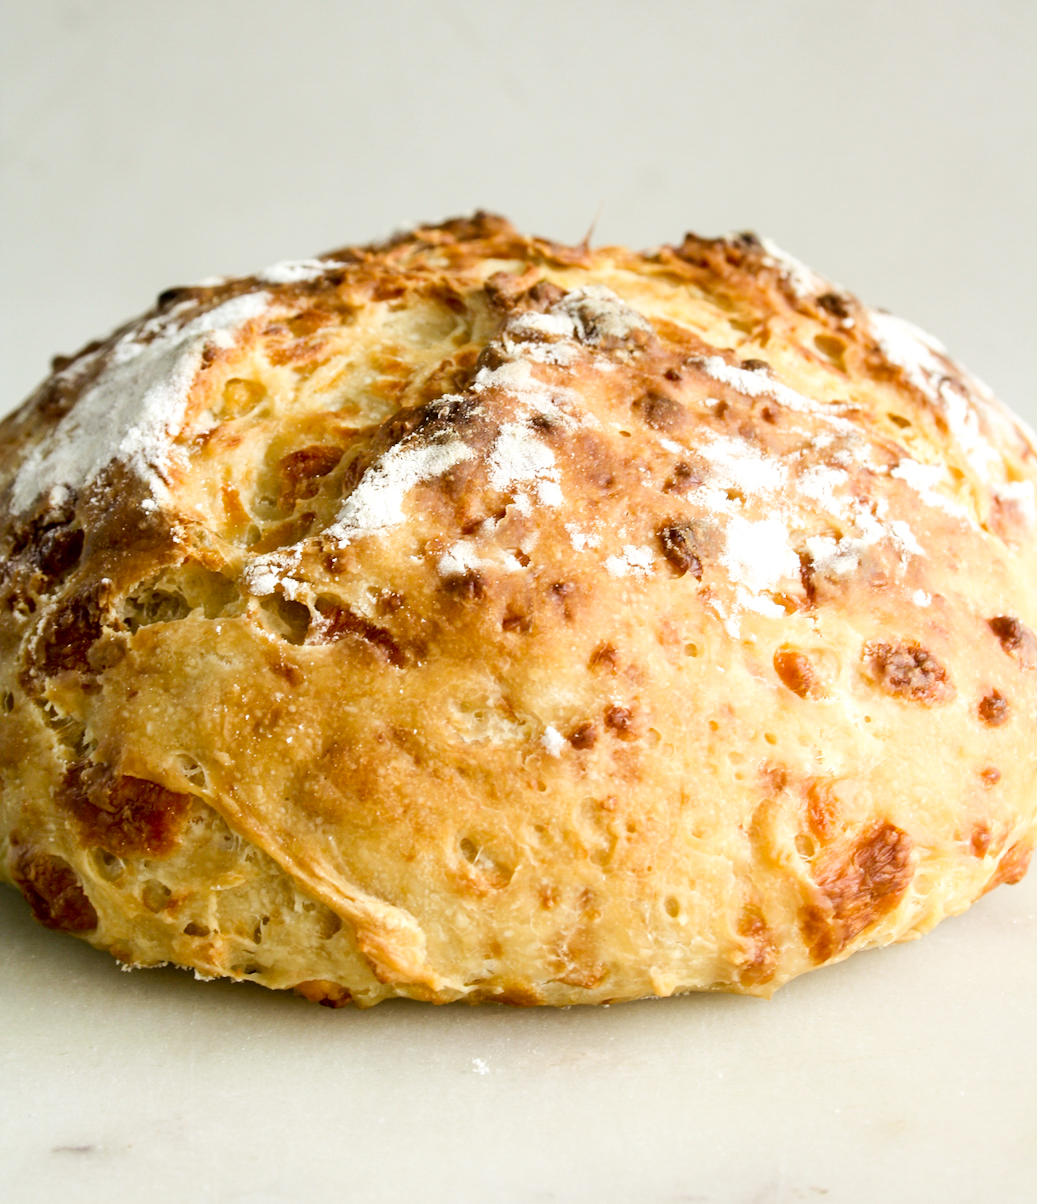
[1,691,14,713]
[92,848,125,880]
[458,836,514,887]
[813,333,847,372]
[175,753,207,789]
[142,879,172,912]
[122,587,192,631]
[317,908,342,940]
[259,594,311,644]
[795,834,817,859]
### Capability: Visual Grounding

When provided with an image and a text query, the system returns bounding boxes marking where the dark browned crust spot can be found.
[604,704,638,741]
[501,608,532,634]
[632,392,687,433]
[568,722,598,750]
[60,765,194,858]
[774,648,821,699]
[8,493,84,588]
[277,445,346,510]
[11,846,98,932]
[33,581,109,678]
[548,580,577,621]
[441,569,486,603]
[982,839,1034,895]
[662,462,702,494]
[657,523,702,579]
[589,642,619,672]
[978,690,1009,726]
[969,824,992,857]
[817,292,851,320]
[863,640,954,704]
[980,766,1001,787]
[313,599,406,666]
[737,904,777,987]
[800,821,913,963]
[484,270,566,315]
[805,780,838,842]
[988,616,1037,669]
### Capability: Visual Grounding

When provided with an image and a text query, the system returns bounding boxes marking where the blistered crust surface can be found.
[1,213,1036,1006]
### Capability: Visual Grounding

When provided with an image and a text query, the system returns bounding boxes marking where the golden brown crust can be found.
[1,213,1036,1006]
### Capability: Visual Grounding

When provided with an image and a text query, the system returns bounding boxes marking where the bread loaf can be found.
[1,213,1034,1006]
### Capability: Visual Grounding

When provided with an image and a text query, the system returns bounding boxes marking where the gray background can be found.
[1,3,1035,1203]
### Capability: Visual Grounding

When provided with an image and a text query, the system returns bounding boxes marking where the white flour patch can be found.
[437,540,484,578]
[804,534,860,578]
[698,433,787,498]
[244,546,303,598]
[555,286,651,345]
[605,545,655,579]
[721,516,799,597]
[487,422,562,504]
[436,540,523,578]
[541,726,565,757]
[565,524,601,552]
[797,464,849,510]
[326,436,474,546]
[868,309,1002,483]
[888,519,924,558]
[695,356,847,426]
[890,459,971,522]
[258,259,333,285]
[11,292,272,513]
[760,237,828,299]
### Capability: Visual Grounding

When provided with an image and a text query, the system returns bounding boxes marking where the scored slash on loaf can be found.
[0,213,1034,1006]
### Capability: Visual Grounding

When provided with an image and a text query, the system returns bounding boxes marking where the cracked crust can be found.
[1,212,1036,1006]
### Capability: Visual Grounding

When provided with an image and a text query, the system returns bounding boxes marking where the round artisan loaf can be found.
[1,213,1035,1007]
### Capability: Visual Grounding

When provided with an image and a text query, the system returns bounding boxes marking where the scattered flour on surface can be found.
[487,422,561,504]
[565,524,601,552]
[890,459,971,522]
[760,237,829,299]
[541,726,565,757]
[605,545,655,579]
[868,309,1002,483]
[721,516,799,598]
[11,292,272,513]
[257,259,334,285]
[326,436,474,547]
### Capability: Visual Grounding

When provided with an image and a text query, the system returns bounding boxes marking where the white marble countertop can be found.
[2,871,1034,1204]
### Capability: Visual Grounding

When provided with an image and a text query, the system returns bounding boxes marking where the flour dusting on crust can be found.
[11,292,272,513]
